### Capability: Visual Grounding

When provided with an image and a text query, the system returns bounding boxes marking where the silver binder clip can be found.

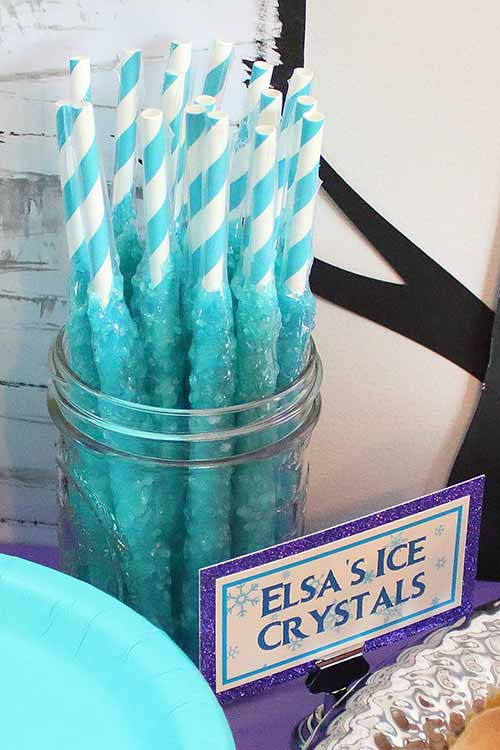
[292,644,370,750]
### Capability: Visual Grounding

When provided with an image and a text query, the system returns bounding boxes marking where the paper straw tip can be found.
[207,109,228,124]
[292,66,314,79]
[263,87,281,100]
[69,55,89,65]
[253,60,273,73]
[297,95,317,109]
[215,39,233,54]
[193,94,216,111]
[186,103,206,115]
[305,110,325,124]
[255,123,275,137]
[141,107,162,120]
[169,40,192,73]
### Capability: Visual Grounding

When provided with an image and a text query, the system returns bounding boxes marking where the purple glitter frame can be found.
[200,477,484,704]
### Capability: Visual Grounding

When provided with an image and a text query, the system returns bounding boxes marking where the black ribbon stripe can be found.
[313,159,494,381]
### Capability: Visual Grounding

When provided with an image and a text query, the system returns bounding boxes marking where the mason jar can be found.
[48,327,322,661]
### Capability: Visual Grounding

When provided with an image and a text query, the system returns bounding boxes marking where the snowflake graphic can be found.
[364,569,375,584]
[287,634,305,652]
[383,603,403,623]
[227,582,260,617]
[270,613,280,622]
[435,557,446,570]
[228,645,239,660]
[431,596,441,607]
[324,606,339,631]
[389,533,406,549]
[282,570,290,580]
[435,524,445,537]
[324,601,351,631]
[310,574,325,592]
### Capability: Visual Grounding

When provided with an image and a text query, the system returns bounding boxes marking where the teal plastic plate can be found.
[0,553,234,749]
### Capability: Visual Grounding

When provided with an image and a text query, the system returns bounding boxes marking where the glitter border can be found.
[199,476,484,704]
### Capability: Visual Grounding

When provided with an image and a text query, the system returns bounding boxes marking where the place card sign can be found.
[199,477,483,702]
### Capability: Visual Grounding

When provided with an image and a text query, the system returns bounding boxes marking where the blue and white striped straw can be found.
[258,88,282,130]
[185,103,207,285]
[286,95,317,192]
[69,56,91,102]
[165,42,192,222]
[229,61,273,224]
[163,38,191,158]
[56,100,100,390]
[245,60,274,117]
[201,110,230,292]
[169,40,192,80]
[140,109,171,287]
[112,50,142,217]
[162,68,184,192]
[72,101,114,308]
[243,125,277,288]
[202,39,233,104]
[281,67,314,129]
[282,111,324,294]
[55,102,86,266]
[276,68,313,222]
[184,96,214,286]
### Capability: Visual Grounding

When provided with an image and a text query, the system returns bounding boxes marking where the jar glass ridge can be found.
[48,326,322,658]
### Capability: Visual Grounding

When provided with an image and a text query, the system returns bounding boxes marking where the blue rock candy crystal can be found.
[113,196,144,309]
[277,287,315,389]
[232,284,281,556]
[88,281,174,634]
[130,254,187,639]
[275,287,316,539]
[183,286,236,660]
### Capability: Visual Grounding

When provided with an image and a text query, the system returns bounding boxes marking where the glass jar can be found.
[48,327,322,661]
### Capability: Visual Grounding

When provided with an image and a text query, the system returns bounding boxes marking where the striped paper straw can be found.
[245,60,274,117]
[201,110,230,292]
[112,50,142,218]
[166,41,192,224]
[183,110,235,660]
[55,100,99,387]
[185,104,207,287]
[229,61,274,223]
[162,40,192,164]
[258,88,282,130]
[140,108,170,287]
[169,39,192,76]
[183,98,214,300]
[277,96,318,280]
[282,111,324,293]
[55,102,86,269]
[231,122,280,558]
[69,56,91,101]
[55,101,115,590]
[168,40,193,127]
[281,67,314,129]
[243,125,277,288]
[136,108,183,640]
[276,68,314,222]
[202,39,233,104]
[162,68,185,188]
[72,101,114,309]
[286,95,317,191]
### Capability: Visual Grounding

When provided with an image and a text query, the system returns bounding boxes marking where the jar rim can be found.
[48,326,322,463]
[50,326,320,418]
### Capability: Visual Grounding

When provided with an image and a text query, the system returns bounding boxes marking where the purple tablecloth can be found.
[1,544,499,750]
